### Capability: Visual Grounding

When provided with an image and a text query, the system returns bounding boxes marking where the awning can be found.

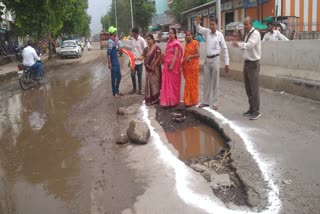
[148,25,160,31]
[226,22,244,30]
[253,20,267,30]
[263,16,274,23]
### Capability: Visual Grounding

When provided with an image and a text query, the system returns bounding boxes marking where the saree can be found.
[160,39,183,107]
[182,40,199,106]
[143,45,162,105]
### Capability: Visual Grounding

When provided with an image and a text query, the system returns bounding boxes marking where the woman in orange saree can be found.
[182,31,200,106]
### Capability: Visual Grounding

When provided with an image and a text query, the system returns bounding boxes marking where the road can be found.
[0,42,319,214]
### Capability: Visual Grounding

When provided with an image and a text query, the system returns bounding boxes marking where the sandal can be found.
[198,103,209,108]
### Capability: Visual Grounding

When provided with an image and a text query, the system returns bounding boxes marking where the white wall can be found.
[123,39,320,72]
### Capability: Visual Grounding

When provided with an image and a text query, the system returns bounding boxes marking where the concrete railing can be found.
[123,39,320,72]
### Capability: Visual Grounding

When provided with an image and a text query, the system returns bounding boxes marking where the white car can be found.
[60,40,82,59]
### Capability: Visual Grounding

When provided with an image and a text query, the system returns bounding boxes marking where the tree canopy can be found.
[1,0,91,40]
[101,0,154,35]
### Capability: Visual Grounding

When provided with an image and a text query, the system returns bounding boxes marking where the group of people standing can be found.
[134,27,200,107]
[107,15,265,120]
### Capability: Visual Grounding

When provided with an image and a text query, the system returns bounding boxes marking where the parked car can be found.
[177,33,185,43]
[60,40,82,59]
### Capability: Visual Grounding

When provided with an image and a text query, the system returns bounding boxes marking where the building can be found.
[278,0,320,32]
[182,0,319,39]
[149,0,174,32]
[0,2,16,43]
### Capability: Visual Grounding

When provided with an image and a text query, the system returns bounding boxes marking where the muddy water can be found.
[0,71,92,213]
[165,125,226,161]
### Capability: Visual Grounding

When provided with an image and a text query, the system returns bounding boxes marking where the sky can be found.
[88,0,112,35]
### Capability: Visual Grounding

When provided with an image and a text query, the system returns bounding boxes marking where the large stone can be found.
[127,120,150,144]
[118,103,141,115]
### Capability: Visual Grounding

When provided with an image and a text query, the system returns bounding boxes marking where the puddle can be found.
[0,71,92,213]
[165,125,226,161]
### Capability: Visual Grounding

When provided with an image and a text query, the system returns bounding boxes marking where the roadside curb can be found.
[219,66,320,102]
[0,70,17,82]
[189,107,269,211]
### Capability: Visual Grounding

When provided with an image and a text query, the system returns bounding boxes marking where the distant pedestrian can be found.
[107,26,123,97]
[262,22,289,41]
[129,27,147,95]
[135,34,162,105]
[182,31,200,107]
[195,16,229,110]
[160,28,183,107]
[232,17,261,120]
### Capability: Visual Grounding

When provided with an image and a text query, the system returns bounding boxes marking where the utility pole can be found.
[257,0,260,22]
[130,0,134,29]
[216,0,221,31]
[115,0,118,37]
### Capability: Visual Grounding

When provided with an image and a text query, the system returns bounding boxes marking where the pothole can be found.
[155,104,261,208]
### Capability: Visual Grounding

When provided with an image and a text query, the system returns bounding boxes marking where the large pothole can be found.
[155,104,268,210]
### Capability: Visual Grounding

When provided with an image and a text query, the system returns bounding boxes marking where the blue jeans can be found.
[111,65,121,96]
[31,61,42,77]
[131,64,143,91]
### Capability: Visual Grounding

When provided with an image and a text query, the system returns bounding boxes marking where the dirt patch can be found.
[155,104,250,207]
[155,104,202,131]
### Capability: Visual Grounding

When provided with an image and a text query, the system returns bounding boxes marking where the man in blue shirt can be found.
[107,26,123,97]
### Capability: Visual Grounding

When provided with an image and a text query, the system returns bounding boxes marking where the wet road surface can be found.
[0,47,144,214]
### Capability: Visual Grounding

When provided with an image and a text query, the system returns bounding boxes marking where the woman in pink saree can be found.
[160,28,183,107]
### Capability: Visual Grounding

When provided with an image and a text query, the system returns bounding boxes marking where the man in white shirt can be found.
[262,22,289,41]
[129,27,147,95]
[196,16,229,110]
[232,16,261,120]
[22,40,42,78]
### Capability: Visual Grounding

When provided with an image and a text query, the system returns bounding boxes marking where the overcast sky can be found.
[88,0,112,35]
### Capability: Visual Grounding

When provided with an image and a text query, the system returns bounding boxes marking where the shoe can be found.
[243,110,253,116]
[250,112,261,120]
[198,103,209,108]
[118,92,124,96]
[128,89,136,95]
[138,90,144,95]
[212,105,219,110]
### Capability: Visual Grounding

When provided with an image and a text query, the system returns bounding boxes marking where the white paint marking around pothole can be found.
[140,104,281,214]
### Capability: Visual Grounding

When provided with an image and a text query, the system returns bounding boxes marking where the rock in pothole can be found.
[127,120,150,144]
[210,173,232,189]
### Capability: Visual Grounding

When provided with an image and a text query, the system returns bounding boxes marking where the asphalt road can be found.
[0,42,319,214]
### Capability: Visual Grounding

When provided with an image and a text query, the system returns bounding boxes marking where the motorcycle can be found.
[15,46,23,62]
[17,61,47,90]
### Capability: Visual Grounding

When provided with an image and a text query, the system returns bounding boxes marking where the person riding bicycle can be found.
[22,40,42,79]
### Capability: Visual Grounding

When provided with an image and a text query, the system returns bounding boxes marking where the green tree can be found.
[132,0,155,33]
[101,0,154,35]
[61,0,91,37]
[2,0,90,58]
[170,0,211,27]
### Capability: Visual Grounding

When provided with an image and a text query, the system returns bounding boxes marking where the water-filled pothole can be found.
[165,125,226,161]
[156,105,250,207]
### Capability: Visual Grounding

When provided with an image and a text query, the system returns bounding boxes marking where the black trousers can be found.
[243,60,260,113]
